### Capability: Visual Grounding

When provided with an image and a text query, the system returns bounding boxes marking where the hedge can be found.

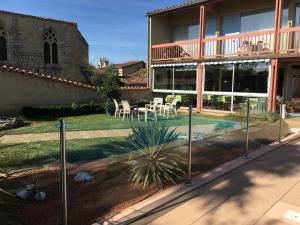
[23,103,106,119]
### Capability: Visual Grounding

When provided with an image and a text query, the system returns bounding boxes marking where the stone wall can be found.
[0,11,88,82]
[0,70,99,115]
[0,69,151,116]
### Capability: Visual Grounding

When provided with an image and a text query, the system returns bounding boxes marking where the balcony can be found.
[151,27,300,62]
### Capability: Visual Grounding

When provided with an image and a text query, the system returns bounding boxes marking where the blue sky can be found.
[0,0,185,65]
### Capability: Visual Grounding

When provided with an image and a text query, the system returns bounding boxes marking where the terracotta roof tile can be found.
[0,65,149,91]
[0,65,97,90]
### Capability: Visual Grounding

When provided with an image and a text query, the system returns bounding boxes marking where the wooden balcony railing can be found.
[151,27,300,61]
[152,39,200,61]
[202,29,274,58]
[279,26,300,53]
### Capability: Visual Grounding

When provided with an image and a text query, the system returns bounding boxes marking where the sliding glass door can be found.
[202,62,270,113]
[153,65,197,94]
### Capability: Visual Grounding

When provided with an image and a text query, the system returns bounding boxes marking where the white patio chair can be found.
[137,104,157,122]
[163,99,178,117]
[120,100,132,120]
[151,97,164,115]
[113,99,121,117]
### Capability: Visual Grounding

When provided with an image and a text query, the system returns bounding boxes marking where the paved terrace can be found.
[132,138,300,225]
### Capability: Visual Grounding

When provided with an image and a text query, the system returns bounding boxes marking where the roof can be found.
[112,61,145,69]
[146,0,210,16]
[0,65,149,91]
[0,10,77,25]
[119,76,148,86]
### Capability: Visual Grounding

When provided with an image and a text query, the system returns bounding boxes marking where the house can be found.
[147,0,300,113]
[112,60,146,77]
[0,10,88,82]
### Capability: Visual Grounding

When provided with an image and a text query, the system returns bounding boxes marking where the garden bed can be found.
[1,143,254,225]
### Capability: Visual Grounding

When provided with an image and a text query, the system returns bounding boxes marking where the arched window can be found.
[44,42,50,64]
[52,42,58,64]
[43,28,58,64]
[0,30,7,61]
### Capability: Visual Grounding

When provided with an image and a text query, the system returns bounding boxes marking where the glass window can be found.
[174,66,197,91]
[233,96,268,113]
[234,62,269,93]
[52,43,58,64]
[282,8,289,28]
[205,65,233,92]
[241,9,275,32]
[222,14,241,35]
[154,67,173,90]
[205,17,216,38]
[44,42,51,64]
[171,24,199,42]
[296,4,300,26]
[203,94,232,111]
[0,36,7,61]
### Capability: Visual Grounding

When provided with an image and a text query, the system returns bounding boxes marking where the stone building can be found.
[0,10,88,82]
[112,61,146,77]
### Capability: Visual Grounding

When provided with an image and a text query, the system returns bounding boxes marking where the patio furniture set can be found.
[113,98,178,122]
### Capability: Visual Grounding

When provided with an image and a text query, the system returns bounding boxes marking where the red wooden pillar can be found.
[197,5,206,113]
[197,63,203,113]
[269,59,279,112]
[274,0,283,53]
[199,5,206,58]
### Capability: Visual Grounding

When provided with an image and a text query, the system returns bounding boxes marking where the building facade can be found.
[0,10,88,82]
[147,0,300,113]
[113,61,146,77]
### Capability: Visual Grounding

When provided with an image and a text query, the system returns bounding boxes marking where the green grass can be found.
[0,137,127,173]
[1,113,236,135]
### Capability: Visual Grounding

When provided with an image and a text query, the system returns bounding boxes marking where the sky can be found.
[0,0,185,65]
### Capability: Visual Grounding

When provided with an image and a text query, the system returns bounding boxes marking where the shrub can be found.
[109,123,187,188]
[23,103,106,119]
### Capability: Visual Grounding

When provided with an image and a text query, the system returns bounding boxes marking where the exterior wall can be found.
[0,70,99,115]
[151,14,170,45]
[0,11,88,82]
[119,62,145,76]
[0,70,151,115]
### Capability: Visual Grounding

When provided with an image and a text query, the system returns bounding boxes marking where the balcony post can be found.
[274,0,283,53]
[199,5,206,59]
[197,63,203,113]
[269,59,279,112]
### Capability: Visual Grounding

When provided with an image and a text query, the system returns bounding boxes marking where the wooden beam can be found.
[197,63,203,113]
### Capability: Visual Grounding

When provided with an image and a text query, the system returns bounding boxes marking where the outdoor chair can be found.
[150,97,164,115]
[120,100,138,120]
[113,99,122,118]
[163,99,178,117]
[138,104,158,122]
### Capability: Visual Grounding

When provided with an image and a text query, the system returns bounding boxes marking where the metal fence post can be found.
[278,97,283,143]
[185,103,193,186]
[243,98,250,159]
[59,118,68,225]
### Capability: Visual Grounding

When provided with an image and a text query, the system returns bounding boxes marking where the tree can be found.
[98,66,121,113]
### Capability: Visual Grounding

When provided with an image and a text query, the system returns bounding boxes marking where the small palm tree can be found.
[110,123,187,188]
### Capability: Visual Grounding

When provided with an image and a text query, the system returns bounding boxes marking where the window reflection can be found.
[205,65,233,92]
[234,63,268,93]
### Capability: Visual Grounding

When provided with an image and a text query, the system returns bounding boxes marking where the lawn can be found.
[0,137,127,173]
[1,113,235,135]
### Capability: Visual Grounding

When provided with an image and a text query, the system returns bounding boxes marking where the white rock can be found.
[34,192,46,201]
[74,172,94,182]
[16,190,29,200]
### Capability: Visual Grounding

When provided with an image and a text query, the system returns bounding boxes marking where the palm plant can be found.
[110,123,187,188]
